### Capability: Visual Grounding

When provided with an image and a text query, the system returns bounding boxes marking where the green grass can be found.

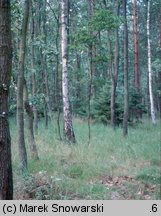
[10,117,161,200]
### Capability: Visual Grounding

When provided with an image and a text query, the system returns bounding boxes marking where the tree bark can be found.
[110,0,119,128]
[87,0,95,143]
[123,0,129,136]
[54,19,60,112]
[42,0,52,119]
[61,0,75,143]
[39,48,49,129]
[30,0,38,134]
[17,0,29,173]
[133,0,139,90]
[88,0,95,98]
[0,0,13,200]
[75,51,81,104]
[147,0,156,124]
[23,80,39,161]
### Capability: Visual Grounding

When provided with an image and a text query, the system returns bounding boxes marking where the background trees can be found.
[8,0,160,147]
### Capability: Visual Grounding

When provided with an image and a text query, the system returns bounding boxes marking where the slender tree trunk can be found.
[35,0,48,129]
[75,51,81,104]
[55,13,62,141]
[147,0,156,124]
[23,80,39,160]
[88,0,95,98]
[53,11,60,112]
[133,0,141,119]
[123,0,129,136]
[0,0,13,199]
[111,0,119,128]
[60,0,75,143]
[88,49,92,144]
[87,0,95,143]
[42,0,52,118]
[30,0,38,134]
[133,0,139,90]
[47,1,61,115]
[111,77,116,127]
[39,48,49,129]
[17,0,29,173]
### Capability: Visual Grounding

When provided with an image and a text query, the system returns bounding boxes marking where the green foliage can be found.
[11,0,23,24]
[93,55,108,63]
[129,87,147,120]
[152,59,161,73]
[92,84,123,125]
[71,9,120,51]
[89,10,120,32]
[71,27,96,50]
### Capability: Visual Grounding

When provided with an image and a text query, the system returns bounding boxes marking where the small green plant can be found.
[135,167,161,184]
[64,164,84,179]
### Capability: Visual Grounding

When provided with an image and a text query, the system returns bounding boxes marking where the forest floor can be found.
[10,117,161,200]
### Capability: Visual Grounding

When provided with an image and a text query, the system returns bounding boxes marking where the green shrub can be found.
[91,84,123,125]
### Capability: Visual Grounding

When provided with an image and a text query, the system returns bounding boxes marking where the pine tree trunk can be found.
[0,0,13,199]
[61,0,75,143]
[111,0,119,128]
[17,0,29,173]
[133,0,141,119]
[123,0,129,136]
[147,0,156,124]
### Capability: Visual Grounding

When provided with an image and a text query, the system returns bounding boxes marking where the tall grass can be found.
[10,116,160,199]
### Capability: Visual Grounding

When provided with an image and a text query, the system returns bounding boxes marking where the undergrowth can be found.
[10,117,161,200]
